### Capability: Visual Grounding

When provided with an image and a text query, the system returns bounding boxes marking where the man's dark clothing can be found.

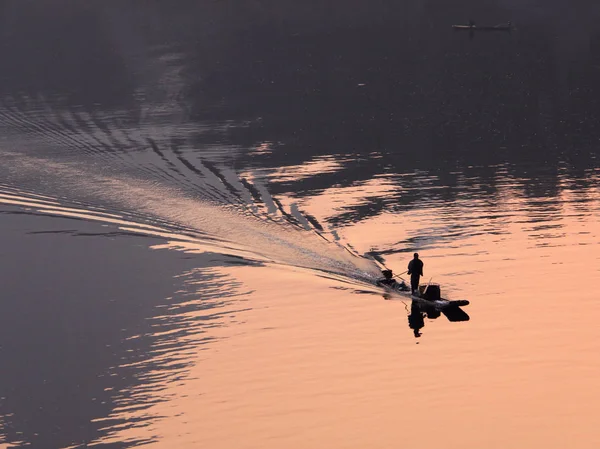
[410,275,420,294]
[407,258,424,294]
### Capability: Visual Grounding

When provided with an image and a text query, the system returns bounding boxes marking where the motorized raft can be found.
[377,271,469,310]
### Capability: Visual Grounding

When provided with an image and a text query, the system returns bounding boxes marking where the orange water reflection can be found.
[91,180,600,448]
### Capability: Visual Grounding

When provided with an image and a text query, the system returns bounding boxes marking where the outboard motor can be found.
[423,283,441,301]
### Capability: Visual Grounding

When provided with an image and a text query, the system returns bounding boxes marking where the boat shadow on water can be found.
[377,275,470,339]
[407,300,469,339]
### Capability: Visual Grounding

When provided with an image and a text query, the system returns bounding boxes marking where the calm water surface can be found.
[1,1,600,448]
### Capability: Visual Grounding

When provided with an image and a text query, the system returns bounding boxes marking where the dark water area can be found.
[1,1,600,448]
[0,0,599,228]
[0,207,249,448]
[2,2,600,166]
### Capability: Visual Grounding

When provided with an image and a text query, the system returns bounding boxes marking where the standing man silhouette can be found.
[407,253,424,295]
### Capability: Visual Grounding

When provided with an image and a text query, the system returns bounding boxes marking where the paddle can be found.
[392,273,408,283]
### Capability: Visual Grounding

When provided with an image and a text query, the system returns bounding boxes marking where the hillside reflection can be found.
[0,221,250,449]
[1,1,599,231]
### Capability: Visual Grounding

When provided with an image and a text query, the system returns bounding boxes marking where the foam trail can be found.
[0,151,381,282]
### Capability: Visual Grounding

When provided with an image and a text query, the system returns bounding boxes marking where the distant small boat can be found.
[453,22,513,31]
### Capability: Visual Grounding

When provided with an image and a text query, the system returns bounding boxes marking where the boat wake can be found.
[0,148,380,284]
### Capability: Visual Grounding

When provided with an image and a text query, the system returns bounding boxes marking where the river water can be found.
[1,1,600,448]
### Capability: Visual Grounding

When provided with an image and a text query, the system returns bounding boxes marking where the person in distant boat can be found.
[378,269,396,287]
[407,253,424,295]
[469,19,476,28]
[377,269,410,292]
